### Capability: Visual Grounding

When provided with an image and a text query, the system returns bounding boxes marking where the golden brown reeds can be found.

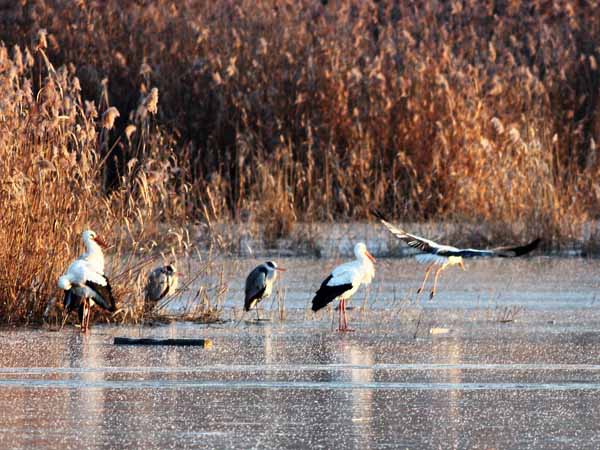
[0,42,194,325]
[4,0,591,242]
[0,1,598,309]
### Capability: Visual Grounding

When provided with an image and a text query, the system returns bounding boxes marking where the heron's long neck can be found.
[266,269,277,282]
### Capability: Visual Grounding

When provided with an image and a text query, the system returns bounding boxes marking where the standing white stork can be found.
[312,242,376,332]
[145,264,178,303]
[244,261,285,320]
[57,230,116,332]
[373,211,540,299]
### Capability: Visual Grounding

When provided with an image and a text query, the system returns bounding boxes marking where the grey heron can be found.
[145,264,179,302]
[244,261,286,320]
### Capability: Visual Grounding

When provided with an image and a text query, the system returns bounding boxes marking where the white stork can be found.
[373,211,540,299]
[57,230,116,332]
[312,242,376,332]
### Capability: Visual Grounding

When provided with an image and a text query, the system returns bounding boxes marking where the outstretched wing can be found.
[372,210,447,254]
[428,238,541,257]
[489,238,541,257]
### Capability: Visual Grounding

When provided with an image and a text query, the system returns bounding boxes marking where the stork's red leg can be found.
[81,299,89,333]
[343,298,354,332]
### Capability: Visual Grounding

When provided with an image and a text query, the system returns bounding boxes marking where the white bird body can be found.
[58,258,108,291]
[415,252,463,267]
[312,243,376,331]
[325,253,375,296]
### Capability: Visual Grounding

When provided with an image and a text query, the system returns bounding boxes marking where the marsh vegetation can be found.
[0,1,598,324]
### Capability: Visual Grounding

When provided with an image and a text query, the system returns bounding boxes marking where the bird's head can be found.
[82,229,108,249]
[165,264,177,274]
[354,242,376,263]
[265,261,286,272]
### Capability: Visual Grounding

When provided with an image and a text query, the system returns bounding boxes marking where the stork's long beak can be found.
[93,235,109,249]
[366,251,376,263]
[276,268,287,272]
[459,260,466,271]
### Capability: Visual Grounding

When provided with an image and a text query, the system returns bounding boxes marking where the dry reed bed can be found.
[0,1,600,323]
[1,0,597,242]
[0,37,217,325]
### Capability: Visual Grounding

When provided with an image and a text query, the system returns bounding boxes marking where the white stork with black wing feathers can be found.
[57,230,116,332]
[312,243,376,332]
[373,211,540,299]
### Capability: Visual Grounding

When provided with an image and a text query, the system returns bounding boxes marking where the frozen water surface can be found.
[1,257,600,449]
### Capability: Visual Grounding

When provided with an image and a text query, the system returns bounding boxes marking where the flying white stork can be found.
[373,211,541,299]
[312,242,376,332]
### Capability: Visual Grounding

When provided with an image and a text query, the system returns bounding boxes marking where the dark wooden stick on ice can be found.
[114,337,212,348]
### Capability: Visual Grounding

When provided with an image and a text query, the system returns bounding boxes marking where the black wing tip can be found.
[370,209,388,221]
[518,237,542,255]
[85,280,118,312]
[498,237,542,257]
[311,290,333,312]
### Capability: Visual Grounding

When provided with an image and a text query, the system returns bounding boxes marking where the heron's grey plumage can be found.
[244,261,280,312]
[146,264,178,302]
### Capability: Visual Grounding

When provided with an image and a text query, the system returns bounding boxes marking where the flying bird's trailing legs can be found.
[416,263,435,296]
[429,259,465,299]
[429,264,448,300]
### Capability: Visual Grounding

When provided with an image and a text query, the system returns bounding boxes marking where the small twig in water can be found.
[413,309,424,339]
